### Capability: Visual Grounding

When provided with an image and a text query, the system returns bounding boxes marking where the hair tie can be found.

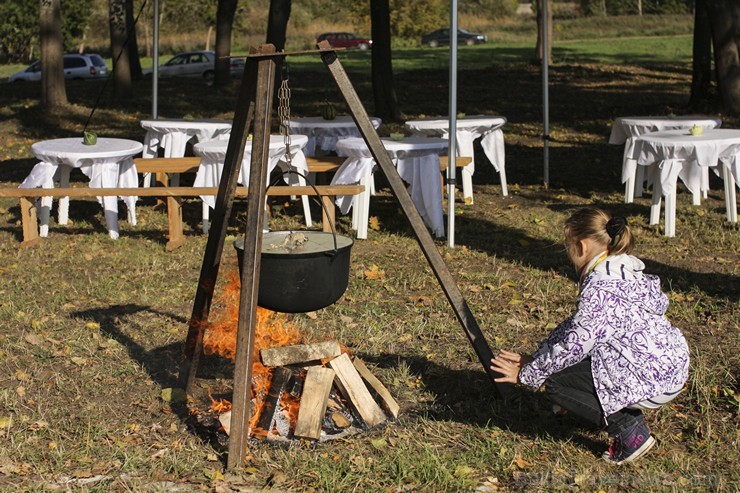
[606,216,627,244]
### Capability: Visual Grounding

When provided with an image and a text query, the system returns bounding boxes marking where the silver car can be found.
[9,54,108,82]
[156,50,244,80]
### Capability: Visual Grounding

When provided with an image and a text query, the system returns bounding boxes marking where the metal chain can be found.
[277,70,292,170]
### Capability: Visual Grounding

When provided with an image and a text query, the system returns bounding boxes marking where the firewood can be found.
[260,341,342,367]
[256,366,293,434]
[353,357,400,419]
[293,366,335,440]
[219,410,232,436]
[327,353,387,428]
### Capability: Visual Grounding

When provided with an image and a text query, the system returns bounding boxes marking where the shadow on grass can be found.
[364,353,606,457]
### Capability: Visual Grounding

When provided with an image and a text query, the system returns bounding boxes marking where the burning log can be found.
[328,353,387,428]
[293,366,336,440]
[260,341,342,367]
[255,366,294,436]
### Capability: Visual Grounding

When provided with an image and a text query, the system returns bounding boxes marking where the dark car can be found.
[421,28,488,48]
[316,32,372,50]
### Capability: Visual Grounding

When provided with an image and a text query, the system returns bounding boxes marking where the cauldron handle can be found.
[267,170,339,254]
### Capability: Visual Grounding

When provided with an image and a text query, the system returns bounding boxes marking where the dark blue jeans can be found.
[544,358,644,436]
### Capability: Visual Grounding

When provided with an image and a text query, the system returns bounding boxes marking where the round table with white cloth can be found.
[19,137,143,239]
[193,134,310,233]
[609,115,722,203]
[634,128,740,236]
[404,115,507,202]
[288,116,382,156]
[332,136,449,239]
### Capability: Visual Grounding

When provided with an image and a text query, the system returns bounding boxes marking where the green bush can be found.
[579,0,693,16]
[460,0,519,18]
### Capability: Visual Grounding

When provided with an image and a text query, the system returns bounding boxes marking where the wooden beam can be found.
[0,185,364,198]
[260,341,342,367]
[327,353,386,428]
[293,366,335,440]
[255,366,293,436]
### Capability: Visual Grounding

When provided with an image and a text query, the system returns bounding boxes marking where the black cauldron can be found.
[234,230,353,313]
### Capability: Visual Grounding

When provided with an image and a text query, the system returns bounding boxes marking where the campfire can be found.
[192,272,399,443]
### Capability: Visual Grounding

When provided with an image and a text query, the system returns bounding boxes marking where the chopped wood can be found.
[260,341,342,367]
[293,367,335,440]
[327,353,387,428]
[353,357,400,419]
[219,410,232,436]
[256,367,293,434]
[331,413,351,428]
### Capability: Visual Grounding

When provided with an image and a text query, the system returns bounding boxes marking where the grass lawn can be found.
[0,26,737,492]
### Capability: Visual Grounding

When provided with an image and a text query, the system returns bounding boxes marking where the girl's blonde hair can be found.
[564,207,634,256]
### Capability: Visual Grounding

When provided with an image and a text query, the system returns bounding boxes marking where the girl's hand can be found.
[490,350,533,384]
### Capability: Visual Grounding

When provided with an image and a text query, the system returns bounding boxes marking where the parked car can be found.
[421,28,488,48]
[316,32,372,50]
[8,53,108,82]
[153,50,244,80]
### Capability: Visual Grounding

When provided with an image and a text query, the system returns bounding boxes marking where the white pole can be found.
[152,0,159,118]
[447,0,458,247]
[542,0,549,187]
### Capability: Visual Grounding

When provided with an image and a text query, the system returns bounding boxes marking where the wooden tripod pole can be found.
[317,41,514,400]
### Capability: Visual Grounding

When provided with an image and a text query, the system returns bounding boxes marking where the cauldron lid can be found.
[260,231,353,255]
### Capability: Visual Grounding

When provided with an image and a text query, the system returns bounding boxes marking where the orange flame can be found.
[203,270,302,433]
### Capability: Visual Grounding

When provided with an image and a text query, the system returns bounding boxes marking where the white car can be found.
[155,50,245,80]
[9,54,108,82]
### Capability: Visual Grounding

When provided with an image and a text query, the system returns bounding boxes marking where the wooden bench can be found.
[0,183,364,251]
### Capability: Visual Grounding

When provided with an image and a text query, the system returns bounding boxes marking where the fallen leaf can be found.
[161,388,187,403]
[23,333,43,346]
[15,370,31,382]
[363,264,386,280]
[369,216,381,231]
[0,417,11,429]
[513,456,533,469]
[305,311,318,320]
[85,322,100,330]
[71,357,88,366]
[150,448,168,459]
[15,387,25,398]
[517,239,530,247]
[370,437,386,449]
[454,465,474,477]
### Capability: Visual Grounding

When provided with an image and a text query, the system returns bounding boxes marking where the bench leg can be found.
[166,196,187,251]
[321,195,335,233]
[20,197,41,248]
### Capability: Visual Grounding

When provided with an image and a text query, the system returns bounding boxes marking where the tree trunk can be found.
[370,0,401,121]
[535,0,553,63]
[40,0,68,108]
[690,0,713,110]
[126,0,142,79]
[109,0,132,98]
[215,0,238,86]
[707,0,740,114]
[266,0,291,51]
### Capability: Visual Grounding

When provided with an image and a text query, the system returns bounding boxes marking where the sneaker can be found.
[552,404,568,416]
[602,418,656,465]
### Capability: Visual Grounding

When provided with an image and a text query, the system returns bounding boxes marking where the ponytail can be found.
[564,207,634,255]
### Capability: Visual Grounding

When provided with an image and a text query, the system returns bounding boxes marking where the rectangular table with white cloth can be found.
[332,136,448,239]
[404,115,507,203]
[634,128,740,237]
[19,137,143,239]
[609,116,722,203]
[193,134,310,233]
[288,116,382,157]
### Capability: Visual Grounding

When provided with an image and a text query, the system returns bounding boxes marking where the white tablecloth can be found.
[19,137,143,239]
[141,118,232,158]
[193,134,309,209]
[333,136,448,238]
[634,128,740,235]
[609,116,722,202]
[288,116,382,156]
[405,115,506,174]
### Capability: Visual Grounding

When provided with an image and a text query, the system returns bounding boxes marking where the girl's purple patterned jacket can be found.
[518,254,690,416]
